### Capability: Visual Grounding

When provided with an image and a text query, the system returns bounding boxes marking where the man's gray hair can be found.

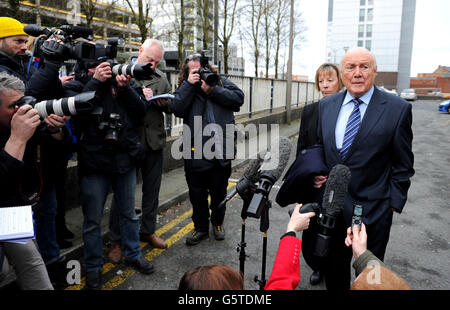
[142,38,164,53]
[0,71,25,95]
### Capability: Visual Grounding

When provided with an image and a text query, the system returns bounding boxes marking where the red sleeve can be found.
[264,236,302,290]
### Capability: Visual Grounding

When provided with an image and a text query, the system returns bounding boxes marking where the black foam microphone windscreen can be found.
[242,151,265,183]
[259,136,292,183]
[321,164,351,217]
[23,24,50,37]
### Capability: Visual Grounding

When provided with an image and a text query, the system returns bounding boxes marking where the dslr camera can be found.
[195,50,220,87]
[98,113,124,147]
[94,38,156,81]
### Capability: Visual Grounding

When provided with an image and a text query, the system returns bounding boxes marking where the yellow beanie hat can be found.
[0,17,28,39]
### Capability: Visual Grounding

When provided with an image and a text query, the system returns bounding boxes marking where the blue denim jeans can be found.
[34,184,61,264]
[80,168,141,272]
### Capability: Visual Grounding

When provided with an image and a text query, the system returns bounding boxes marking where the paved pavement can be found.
[60,118,303,267]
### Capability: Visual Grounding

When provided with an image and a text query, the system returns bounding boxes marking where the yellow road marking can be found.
[101,223,195,290]
[65,181,237,290]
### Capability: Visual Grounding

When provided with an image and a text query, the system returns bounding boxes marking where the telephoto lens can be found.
[15,92,97,119]
[111,63,155,80]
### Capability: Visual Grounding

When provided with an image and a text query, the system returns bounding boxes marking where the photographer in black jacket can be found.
[171,53,244,245]
[63,59,153,289]
[0,71,53,289]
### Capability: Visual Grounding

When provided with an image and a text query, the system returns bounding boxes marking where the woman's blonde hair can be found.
[314,63,343,92]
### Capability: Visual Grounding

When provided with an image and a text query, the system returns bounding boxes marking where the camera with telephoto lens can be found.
[24,24,96,61]
[14,91,98,119]
[195,50,219,87]
[92,38,156,81]
[98,113,124,147]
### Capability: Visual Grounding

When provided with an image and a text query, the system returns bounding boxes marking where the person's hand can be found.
[10,105,41,143]
[44,114,66,130]
[93,62,113,82]
[154,98,168,108]
[187,70,200,85]
[142,87,153,100]
[313,175,328,188]
[60,75,75,85]
[200,80,214,95]
[116,74,131,87]
[345,223,367,259]
[286,204,316,233]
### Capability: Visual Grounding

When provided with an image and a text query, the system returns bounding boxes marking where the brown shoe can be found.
[140,233,168,249]
[108,244,123,263]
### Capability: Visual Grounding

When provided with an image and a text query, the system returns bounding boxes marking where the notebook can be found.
[0,205,35,244]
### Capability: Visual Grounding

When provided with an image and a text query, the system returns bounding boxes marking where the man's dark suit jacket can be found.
[317,87,415,225]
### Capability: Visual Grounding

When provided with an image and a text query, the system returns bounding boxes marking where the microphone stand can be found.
[237,200,250,275]
[254,199,271,291]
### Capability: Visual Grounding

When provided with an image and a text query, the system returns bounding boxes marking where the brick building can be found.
[410,66,450,95]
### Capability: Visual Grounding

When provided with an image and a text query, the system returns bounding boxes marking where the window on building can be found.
[366,24,372,37]
[367,8,373,21]
[358,40,363,47]
[365,40,372,51]
[360,0,366,5]
[358,25,364,37]
[359,9,365,22]
[368,0,373,5]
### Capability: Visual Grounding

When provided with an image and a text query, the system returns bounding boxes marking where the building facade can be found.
[326,0,416,92]
[410,66,450,95]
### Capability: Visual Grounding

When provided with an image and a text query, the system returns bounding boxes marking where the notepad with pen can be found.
[0,205,35,243]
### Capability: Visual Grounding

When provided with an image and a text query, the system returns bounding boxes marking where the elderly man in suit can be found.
[315,47,415,290]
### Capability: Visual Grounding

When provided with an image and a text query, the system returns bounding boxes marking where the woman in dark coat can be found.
[296,63,343,285]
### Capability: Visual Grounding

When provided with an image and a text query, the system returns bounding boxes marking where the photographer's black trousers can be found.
[185,164,232,233]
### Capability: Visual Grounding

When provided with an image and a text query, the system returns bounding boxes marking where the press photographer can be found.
[171,52,244,245]
[0,72,55,290]
[62,47,154,290]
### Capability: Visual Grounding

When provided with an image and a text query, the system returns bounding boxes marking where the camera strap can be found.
[109,85,118,99]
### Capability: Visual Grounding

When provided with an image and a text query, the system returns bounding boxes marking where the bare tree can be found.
[196,0,213,50]
[159,0,186,68]
[123,0,152,43]
[273,0,307,79]
[262,0,276,77]
[240,0,264,77]
[216,0,239,74]
[5,0,22,20]
[80,0,96,29]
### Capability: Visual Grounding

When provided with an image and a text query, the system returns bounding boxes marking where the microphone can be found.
[23,24,51,37]
[59,25,93,38]
[299,164,351,257]
[246,136,292,218]
[321,164,351,217]
[217,151,265,210]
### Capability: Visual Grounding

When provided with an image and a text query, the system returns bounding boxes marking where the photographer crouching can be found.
[63,56,153,289]
[171,52,244,245]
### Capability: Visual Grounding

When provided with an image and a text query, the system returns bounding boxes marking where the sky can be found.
[249,0,450,80]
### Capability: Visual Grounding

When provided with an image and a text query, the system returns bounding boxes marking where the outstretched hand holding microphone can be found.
[286,203,316,234]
